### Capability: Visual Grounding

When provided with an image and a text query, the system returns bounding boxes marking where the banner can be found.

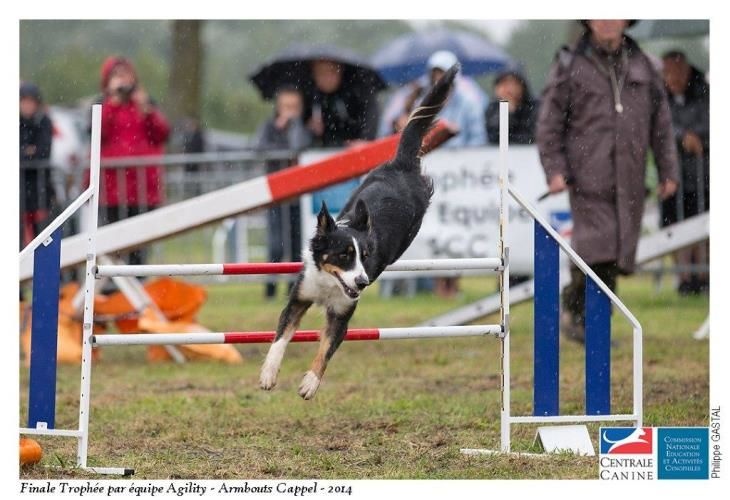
[300,146,571,275]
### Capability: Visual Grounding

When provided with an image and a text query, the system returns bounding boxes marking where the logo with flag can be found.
[600,427,654,454]
[549,211,572,239]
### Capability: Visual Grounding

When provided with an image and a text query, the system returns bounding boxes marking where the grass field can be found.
[19,275,709,479]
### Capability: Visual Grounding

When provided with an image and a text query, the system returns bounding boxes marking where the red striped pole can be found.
[222,262,303,275]
[95,258,503,278]
[91,325,502,346]
[223,329,381,344]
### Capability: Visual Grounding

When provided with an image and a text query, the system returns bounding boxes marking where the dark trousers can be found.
[562,261,619,324]
[266,203,301,298]
[99,205,154,266]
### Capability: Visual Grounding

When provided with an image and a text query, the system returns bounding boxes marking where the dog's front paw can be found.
[259,362,279,391]
[298,371,321,400]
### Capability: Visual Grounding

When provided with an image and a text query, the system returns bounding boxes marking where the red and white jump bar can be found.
[91,325,502,346]
[95,258,503,278]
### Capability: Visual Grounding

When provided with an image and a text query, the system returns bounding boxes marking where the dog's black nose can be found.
[355,275,369,290]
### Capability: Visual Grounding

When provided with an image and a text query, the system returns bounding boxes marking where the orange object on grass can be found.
[20,437,43,465]
[137,309,242,364]
[20,277,240,364]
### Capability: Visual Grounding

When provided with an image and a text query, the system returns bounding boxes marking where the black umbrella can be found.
[249,43,388,100]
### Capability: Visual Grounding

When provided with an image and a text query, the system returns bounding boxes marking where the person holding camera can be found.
[96,55,170,265]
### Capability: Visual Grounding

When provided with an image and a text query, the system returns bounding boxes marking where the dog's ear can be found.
[350,199,371,233]
[316,201,336,236]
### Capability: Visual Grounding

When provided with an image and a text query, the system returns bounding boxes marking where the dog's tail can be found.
[394,63,460,167]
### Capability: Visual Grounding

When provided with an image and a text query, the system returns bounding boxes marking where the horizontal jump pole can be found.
[95,258,503,277]
[92,325,502,346]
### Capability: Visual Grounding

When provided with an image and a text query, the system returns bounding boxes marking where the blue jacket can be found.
[437,87,487,148]
[377,75,487,147]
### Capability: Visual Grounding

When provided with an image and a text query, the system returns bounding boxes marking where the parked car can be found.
[47,105,89,203]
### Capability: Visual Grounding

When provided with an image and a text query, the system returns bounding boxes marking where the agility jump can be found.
[19,102,642,475]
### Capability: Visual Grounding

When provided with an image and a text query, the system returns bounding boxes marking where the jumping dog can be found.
[260,64,460,399]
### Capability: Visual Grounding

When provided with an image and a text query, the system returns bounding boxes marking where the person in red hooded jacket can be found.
[97,56,170,264]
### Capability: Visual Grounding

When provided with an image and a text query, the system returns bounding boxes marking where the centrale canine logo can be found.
[600,428,654,454]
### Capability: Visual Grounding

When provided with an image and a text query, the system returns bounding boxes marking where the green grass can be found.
[19,276,708,479]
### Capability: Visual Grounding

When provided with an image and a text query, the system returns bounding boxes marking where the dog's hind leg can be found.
[260,297,312,390]
[298,304,356,400]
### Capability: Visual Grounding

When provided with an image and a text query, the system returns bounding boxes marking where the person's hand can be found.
[393,113,409,132]
[274,115,289,130]
[274,108,300,130]
[24,145,37,157]
[307,115,324,137]
[548,174,568,194]
[131,86,151,114]
[658,179,678,200]
[682,132,703,156]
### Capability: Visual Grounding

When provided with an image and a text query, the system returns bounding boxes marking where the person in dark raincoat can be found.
[537,20,679,342]
[20,82,55,247]
[486,69,539,145]
[304,59,379,147]
[660,50,710,295]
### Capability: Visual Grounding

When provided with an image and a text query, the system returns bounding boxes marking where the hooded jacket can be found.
[485,70,539,145]
[20,83,55,213]
[97,56,170,207]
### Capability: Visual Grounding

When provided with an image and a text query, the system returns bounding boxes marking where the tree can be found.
[505,20,572,94]
[168,20,204,124]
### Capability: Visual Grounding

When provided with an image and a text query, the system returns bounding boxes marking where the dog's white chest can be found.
[298,268,353,314]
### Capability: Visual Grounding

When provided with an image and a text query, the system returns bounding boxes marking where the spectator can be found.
[20,82,55,248]
[97,55,170,265]
[485,69,539,288]
[388,50,487,148]
[305,59,378,147]
[485,69,539,145]
[181,116,206,197]
[254,85,312,299]
[660,50,710,295]
[537,20,679,343]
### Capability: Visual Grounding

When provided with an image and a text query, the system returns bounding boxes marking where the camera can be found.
[115,83,137,99]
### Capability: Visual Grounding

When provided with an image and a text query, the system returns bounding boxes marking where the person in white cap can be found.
[385,50,487,149]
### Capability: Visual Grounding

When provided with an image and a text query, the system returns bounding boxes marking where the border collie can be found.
[260,64,460,399]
